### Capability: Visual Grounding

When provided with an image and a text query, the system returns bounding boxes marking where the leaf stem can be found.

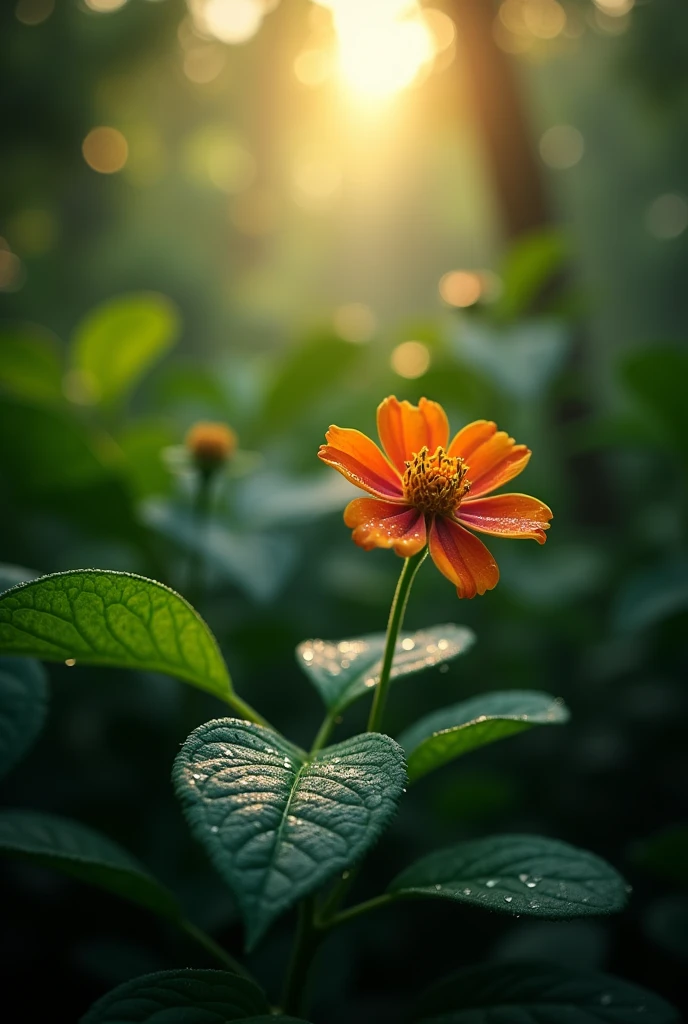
[281,897,321,1016]
[310,707,339,754]
[319,892,396,930]
[186,469,213,610]
[367,547,427,734]
[180,918,251,979]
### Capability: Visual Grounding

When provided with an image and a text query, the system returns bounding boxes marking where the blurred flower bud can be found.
[185,421,238,475]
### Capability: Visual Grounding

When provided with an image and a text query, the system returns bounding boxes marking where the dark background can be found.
[1,0,687,1020]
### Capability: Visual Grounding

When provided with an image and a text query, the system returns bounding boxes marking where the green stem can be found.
[282,897,320,1016]
[180,918,251,978]
[321,892,395,930]
[224,690,276,732]
[367,547,427,734]
[310,707,339,754]
[187,469,212,610]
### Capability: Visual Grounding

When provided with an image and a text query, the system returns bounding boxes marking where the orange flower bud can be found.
[185,421,238,473]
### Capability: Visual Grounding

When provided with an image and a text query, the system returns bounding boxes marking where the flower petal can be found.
[344,498,427,556]
[458,493,552,544]
[319,426,403,500]
[377,396,450,473]
[428,515,499,599]
[448,420,530,498]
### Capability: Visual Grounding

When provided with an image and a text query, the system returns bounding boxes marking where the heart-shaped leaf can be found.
[173,719,407,949]
[71,292,180,407]
[80,969,268,1023]
[389,835,628,919]
[0,809,182,921]
[413,961,679,1023]
[0,570,232,701]
[297,624,475,714]
[0,657,48,779]
[399,691,569,782]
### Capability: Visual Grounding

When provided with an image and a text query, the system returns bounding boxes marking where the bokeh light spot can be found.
[391,341,431,379]
[15,0,54,24]
[8,208,58,256]
[82,127,129,174]
[184,44,227,83]
[539,125,584,170]
[184,127,256,194]
[645,194,688,240]
[333,303,377,343]
[294,49,331,87]
[439,271,482,308]
[189,0,263,45]
[594,0,634,15]
[85,0,128,11]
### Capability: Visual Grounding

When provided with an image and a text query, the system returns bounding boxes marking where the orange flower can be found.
[318,396,552,599]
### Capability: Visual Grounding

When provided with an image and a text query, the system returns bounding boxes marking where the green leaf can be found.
[0,326,64,404]
[455,319,569,400]
[71,292,180,407]
[413,961,679,1023]
[0,570,232,700]
[0,657,48,779]
[389,834,628,919]
[494,227,569,322]
[173,719,407,949]
[0,810,181,922]
[297,624,475,714]
[631,824,688,887]
[399,691,569,782]
[80,969,269,1023]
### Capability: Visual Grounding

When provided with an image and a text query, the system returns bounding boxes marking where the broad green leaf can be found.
[0,570,232,700]
[80,969,268,1023]
[389,834,628,919]
[71,292,180,407]
[297,624,475,714]
[173,719,406,949]
[0,810,181,922]
[399,691,569,782]
[0,657,48,778]
[631,825,688,887]
[455,319,569,400]
[0,326,64,403]
[414,961,679,1023]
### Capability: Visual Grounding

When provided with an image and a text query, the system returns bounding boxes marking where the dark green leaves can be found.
[80,969,269,1023]
[0,570,232,700]
[389,835,628,919]
[71,292,180,407]
[414,962,679,1023]
[297,624,475,714]
[0,658,48,779]
[399,691,569,782]
[0,810,181,921]
[173,719,406,949]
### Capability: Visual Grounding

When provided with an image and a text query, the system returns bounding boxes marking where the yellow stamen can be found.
[402,446,470,516]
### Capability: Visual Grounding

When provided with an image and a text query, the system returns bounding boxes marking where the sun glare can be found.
[317,0,439,101]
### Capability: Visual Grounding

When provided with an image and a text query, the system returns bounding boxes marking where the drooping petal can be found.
[344,498,427,556]
[457,493,553,544]
[377,396,450,473]
[448,420,530,498]
[428,515,499,599]
[319,426,404,500]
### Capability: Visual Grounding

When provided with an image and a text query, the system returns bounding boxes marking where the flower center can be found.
[402,446,470,516]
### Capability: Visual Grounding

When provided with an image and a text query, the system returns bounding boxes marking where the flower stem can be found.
[310,707,339,754]
[281,897,320,1016]
[367,547,427,734]
[187,468,213,610]
[321,892,395,930]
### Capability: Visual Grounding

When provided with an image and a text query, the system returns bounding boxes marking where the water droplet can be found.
[64,658,76,667]
[439,664,449,674]
[434,883,442,890]
[332,757,341,764]
[283,758,292,768]
[504,896,513,903]
[303,650,314,662]
[210,825,219,833]
[193,773,202,780]
[401,637,415,651]
[600,994,612,1006]
[485,879,498,888]
[462,888,472,896]
[437,638,448,650]
[530,901,540,909]
[526,881,537,888]
[341,870,350,879]
[519,873,529,883]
